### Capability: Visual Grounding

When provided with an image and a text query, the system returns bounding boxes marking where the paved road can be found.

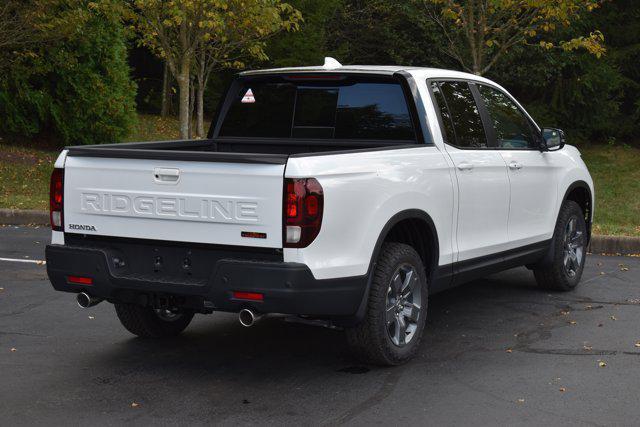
[1,226,640,426]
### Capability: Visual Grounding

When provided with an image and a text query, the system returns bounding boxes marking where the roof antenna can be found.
[323,57,342,70]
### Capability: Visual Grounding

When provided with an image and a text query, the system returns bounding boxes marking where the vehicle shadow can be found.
[83,267,549,379]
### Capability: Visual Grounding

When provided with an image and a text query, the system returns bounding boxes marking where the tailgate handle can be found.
[154,168,180,184]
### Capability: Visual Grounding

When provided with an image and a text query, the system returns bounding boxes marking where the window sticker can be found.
[241,88,255,103]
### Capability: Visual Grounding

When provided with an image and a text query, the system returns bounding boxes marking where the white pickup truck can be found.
[46,59,594,365]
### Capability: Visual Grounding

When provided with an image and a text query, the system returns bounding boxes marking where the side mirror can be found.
[541,127,566,151]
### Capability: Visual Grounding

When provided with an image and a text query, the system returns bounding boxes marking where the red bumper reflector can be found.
[67,276,93,285]
[241,231,267,239]
[232,291,264,301]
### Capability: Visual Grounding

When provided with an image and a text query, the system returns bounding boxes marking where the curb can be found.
[588,235,640,256]
[0,209,49,225]
[1,208,639,255]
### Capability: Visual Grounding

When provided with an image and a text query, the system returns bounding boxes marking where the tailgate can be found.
[63,156,284,248]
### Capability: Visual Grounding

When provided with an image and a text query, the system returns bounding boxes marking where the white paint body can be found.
[52,66,594,281]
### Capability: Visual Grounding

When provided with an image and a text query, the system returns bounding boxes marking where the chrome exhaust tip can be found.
[238,308,261,327]
[76,292,103,309]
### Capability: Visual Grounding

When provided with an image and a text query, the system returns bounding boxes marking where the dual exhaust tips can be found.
[76,293,261,328]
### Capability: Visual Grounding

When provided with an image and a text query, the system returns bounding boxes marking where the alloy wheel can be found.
[563,216,585,278]
[385,263,422,347]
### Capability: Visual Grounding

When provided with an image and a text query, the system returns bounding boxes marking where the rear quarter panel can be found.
[284,146,455,280]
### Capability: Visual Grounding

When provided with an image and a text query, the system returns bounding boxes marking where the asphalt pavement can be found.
[1,225,640,426]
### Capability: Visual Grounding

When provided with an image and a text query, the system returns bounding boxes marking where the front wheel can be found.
[533,200,587,291]
[345,242,428,366]
[114,303,194,338]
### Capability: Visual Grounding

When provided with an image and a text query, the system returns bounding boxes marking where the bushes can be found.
[0,0,136,146]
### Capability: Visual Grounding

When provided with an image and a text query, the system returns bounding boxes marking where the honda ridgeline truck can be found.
[46,59,594,365]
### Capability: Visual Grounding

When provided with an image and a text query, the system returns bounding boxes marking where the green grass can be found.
[0,120,639,237]
[0,142,57,210]
[123,114,180,142]
[580,145,640,237]
[0,114,180,210]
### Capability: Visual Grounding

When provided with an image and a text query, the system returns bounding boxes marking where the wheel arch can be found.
[348,209,439,325]
[562,180,593,243]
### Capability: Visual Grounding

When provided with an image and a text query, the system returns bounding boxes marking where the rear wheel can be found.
[114,303,194,338]
[345,242,428,366]
[533,200,587,291]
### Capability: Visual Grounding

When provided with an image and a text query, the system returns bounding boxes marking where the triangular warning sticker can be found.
[241,88,255,103]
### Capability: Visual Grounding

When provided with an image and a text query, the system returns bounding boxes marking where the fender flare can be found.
[561,180,593,241]
[346,209,439,326]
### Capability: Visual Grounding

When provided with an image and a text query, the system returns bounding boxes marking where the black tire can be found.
[533,200,587,291]
[345,242,428,366]
[114,303,194,338]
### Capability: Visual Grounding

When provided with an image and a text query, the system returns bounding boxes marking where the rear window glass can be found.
[218,76,416,141]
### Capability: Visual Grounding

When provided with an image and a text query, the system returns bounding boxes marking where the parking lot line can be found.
[0,257,46,265]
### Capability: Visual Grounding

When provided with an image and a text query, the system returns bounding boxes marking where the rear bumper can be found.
[45,244,367,317]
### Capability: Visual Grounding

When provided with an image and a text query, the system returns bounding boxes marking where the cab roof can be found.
[239,59,492,85]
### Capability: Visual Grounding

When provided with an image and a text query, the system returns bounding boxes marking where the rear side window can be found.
[218,76,416,141]
[431,81,488,149]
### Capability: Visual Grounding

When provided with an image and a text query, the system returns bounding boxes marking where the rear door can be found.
[63,156,284,248]
[430,80,511,261]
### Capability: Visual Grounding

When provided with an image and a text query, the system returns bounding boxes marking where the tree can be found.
[0,0,136,145]
[420,0,606,75]
[266,0,345,67]
[193,0,301,137]
[132,0,300,139]
[0,1,36,71]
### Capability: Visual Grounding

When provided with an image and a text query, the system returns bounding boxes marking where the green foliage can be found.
[266,0,345,67]
[1,0,638,146]
[0,0,136,146]
[131,0,301,138]
[486,0,639,143]
[264,0,638,144]
[133,0,302,70]
[267,1,453,68]
[419,0,605,74]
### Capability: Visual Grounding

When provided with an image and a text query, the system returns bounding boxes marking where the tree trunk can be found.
[160,61,170,117]
[188,75,195,139]
[195,48,207,138]
[196,75,205,138]
[176,61,190,140]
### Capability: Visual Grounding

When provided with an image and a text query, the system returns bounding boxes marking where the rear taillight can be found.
[283,178,323,248]
[50,168,64,231]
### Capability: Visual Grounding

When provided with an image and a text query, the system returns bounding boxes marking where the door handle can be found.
[457,162,474,171]
[154,167,180,184]
[508,161,523,170]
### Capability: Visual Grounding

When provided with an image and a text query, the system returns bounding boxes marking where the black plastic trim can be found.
[66,143,289,165]
[562,180,593,242]
[352,209,441,324]
[46,242,367,318]
[447,239,551,286]
[64,233,283,257]
[469,82,498,148]
[394,70,433,145]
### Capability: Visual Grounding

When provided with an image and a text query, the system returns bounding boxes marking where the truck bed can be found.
[66,137,411,164]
